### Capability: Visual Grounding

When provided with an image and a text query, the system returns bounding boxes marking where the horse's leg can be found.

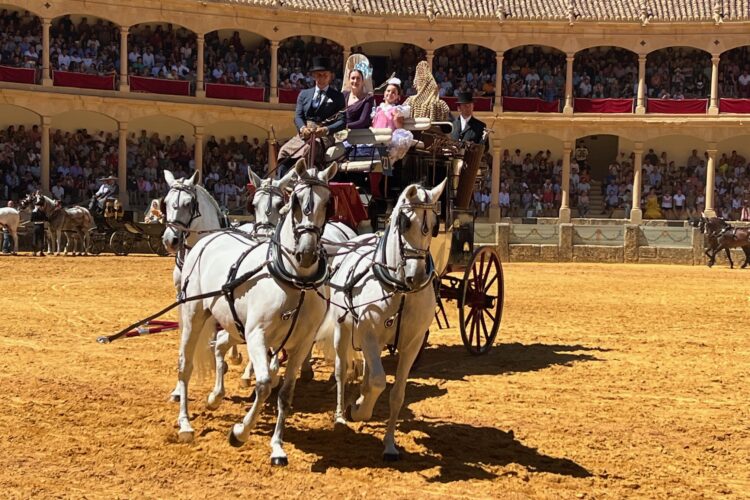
[742,246,750,269]
[206,329,233,410]
[383,332,424,461]
[176,303,209,442]
[227,344,242,365]
[299,343,314,382]
[349,332,386,423]
[229,329,271,447]
[269,336,313,466]
[11,228,18,255]
[333,322,352,426]
[239,357,253,388]
[725,247,733,269]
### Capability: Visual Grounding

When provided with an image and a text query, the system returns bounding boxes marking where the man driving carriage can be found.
[277,56,346,177]
[89,175,119,214]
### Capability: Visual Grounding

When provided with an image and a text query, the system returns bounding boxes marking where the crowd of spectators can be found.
[502,47,566,102]
[720,46,750,98]
[574,47,637,99]
[0,125,42,201]
[278,36,343,91]
[204,31,270,89]
[127,24,196,81]
[0,10,41,69]
[49,16,119,75]
[430,44,496,98]
[495,148,565,218]
[646,47,711,99]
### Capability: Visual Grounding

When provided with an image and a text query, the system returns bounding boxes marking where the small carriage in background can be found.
[326,116,505,355]
[86,199,168,256]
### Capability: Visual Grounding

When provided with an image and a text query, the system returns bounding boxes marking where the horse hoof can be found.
[227,428,244,448]
[345,405,355,422]
[271,456,288,467]
[228,354,242,366]
[178,430,194,443]
[239,378,252,389]
[383,452,401,462]
[334,416,348,429]
[169,394,180,403]
[206,394,222,411]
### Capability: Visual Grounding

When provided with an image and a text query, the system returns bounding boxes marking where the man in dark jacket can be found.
[277,56,346,176]
[31,199,48,257]
[451,91,487,148]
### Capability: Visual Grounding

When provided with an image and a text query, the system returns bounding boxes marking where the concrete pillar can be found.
[426,50,434,70]
[494,52,503,113]
[708,54,720,115]
[119,26,129,91]
[559,223,573,261]
[705,146,718,217]
[196,34,205,98]
[559,141,572,222]
[194,127,204,176]
[563,52,574,115]
[42,18,52,86]
[41,116,51,193]
[270,41,279,103]
[630,144,644,223]
[636,54,646,114]
[118,122,128,208]
[489,145,502,222]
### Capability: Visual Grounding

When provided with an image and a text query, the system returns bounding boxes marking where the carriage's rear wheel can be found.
[458,246,504,355]
[110,231,133,256]
[87,229,105,255]
[148,234,168,256]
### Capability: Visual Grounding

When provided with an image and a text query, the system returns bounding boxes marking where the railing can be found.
[719,99,750,113]
[205,83,265,102]
[0,65,37,84]
[509,224,559,244]
[129,75,191,96]
[574,98,635,113]
[573,225,624,246]
[53,71,116,91]
[639,226,693,248]
[646,98,708,114]
[502,97,560,113]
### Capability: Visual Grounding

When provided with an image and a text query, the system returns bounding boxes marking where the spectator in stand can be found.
[203,31,270,92]
[0,10,41,69]
[503,46,565,102]
[128,24,196,83]
[574,47,637,99]
[646,47,711,99]
[50,16,118,76]
[429,44,496,99]
[277,36,343,91]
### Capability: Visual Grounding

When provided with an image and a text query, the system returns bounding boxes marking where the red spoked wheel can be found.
[458,246,504,355]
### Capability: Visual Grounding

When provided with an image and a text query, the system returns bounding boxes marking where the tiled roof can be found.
[218,0,749,22]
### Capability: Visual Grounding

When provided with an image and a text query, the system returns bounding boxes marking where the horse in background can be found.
[0,205,20,254]
[691,215,750,268]
[20,192,93,255]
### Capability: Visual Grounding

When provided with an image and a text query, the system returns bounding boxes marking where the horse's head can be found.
[280,160,337,268]
[19,193,35,210]
[162,169,201,254]
[248,164,297,232]
[388,179,447,289]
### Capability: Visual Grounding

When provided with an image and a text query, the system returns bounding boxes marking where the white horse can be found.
[0,206,20,254]
[174,163,337,466]
[322,180,446,460]
[21,193,93,255]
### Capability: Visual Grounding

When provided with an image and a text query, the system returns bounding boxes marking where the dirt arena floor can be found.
[0,255,748,498]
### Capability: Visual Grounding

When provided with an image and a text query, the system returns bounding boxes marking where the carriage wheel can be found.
[87,231,105,255]
[458,246,504,355]
[110,231,133,256]
[148,235,168,256]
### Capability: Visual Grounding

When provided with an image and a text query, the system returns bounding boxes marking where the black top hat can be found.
[456,91,474,104]
[310,56,332,73]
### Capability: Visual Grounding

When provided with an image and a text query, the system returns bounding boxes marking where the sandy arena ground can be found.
[0,255,748,498]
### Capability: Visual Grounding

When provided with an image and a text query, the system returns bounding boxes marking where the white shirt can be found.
[460,115,470,132]
[51,185,64,200]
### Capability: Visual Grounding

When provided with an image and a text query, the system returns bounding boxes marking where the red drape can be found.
[442,96,493,111]
[278,88,301,104]
[329,182,368,228]
[574,98,634,113]
[503,97,560,113]
[205,83,265,101]
[646,99,708,114]
[719,99,750,113]
[0,65,36,84]
[129,76,190,96]
[53,71,115,90]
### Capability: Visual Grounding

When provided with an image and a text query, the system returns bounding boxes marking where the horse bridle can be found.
[286,177,333,246]
[164,183,202,233]
[250,184,286,234]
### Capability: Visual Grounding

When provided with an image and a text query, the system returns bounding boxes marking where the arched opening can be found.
[0,104,41,202]
[719,46,750,98]
[352,42,425,92]
[433,44,496,98]
[646,47,711,99]
[640,135,711,220]
[128,22,196,95]
[573,47,637,99]
[49,110,118,204]
[277,36,343,90]
[127,115,195,206]
[714,136,750,220]
[50,14,119,75]
[574,134,634,218]
[203,29,270,99]
[503,45,566,103]
[0,6,41,85]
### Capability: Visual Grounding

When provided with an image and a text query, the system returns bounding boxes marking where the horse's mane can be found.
[195,183,224,218]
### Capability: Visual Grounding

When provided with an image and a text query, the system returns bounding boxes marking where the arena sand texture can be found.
[0,256,748,498]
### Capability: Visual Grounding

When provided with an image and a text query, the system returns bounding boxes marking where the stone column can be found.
[426,50,434,70]
[630,143,644,223]
[489,145,502,222]
[708,54,720,115]
[705,145,718,217]
[194,127,204,176]
[41,116,51,193]
[118,122,128,208]
[559,141,572,222]
[563,52,575,114]
[636,54,646,114]
[494,52,503,113]
[195,34,205,98]
[41,18,52,86]
[119,26,129,91]
[270,40,279,103]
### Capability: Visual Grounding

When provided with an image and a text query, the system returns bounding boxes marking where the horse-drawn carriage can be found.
[87,200,169,256]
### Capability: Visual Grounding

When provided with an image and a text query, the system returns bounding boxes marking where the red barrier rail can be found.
[503,97,560,113]
[719,98,750,113]
[53,71,115,91]
[646,98,708,114]
[205,83,265,102]
[278,88,301,104]
[0,65,37,84]
[130,76,191,96]
[574,98,634,113]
